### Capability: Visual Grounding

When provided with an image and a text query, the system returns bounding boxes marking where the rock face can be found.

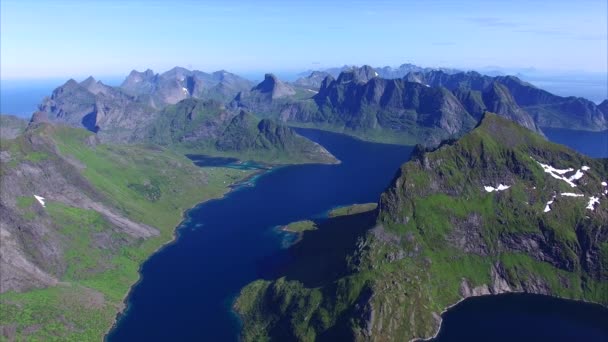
[280,72,480,145]
[235,113,608,341]
[407,70,608,131]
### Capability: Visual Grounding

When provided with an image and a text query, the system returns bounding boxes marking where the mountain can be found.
[39,77,157,141]
[231,74,305,116]
[299,63,460,80]
[0,120,254,340]
[294,71,332,89]
[235,113,608,341]
[36,74,334,164]
[407,70,608,131]
[121,67,253,106]
[280,71,483,145]
[375,63,461,79]
[137,98,338,164]
[215,111,337,164]
[136,98,234,145]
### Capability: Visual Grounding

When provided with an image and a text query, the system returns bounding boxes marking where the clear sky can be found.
[1,0,606,79]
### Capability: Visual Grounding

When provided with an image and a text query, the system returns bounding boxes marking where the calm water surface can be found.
[108,127,607,341]
[433,294,608,341]
[107,129,414,341]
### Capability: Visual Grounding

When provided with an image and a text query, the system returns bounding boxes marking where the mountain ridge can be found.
[235,113,608,341]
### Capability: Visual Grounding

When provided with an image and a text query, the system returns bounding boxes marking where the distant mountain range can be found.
[296,63,461,83]
[36,68,337,164]
[36,64,607,151]
[280,65,608,144]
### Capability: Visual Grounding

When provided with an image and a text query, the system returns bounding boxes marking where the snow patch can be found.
[182,87,189,95]
[568,169,584,182]
[544,196,556,213]
[532,158,587,188]
[306,89,318,93]
[34,195,46,208]
[374,71,379,77]
[561,193,584,197]
[586,196,600,210]
[581,165,590,171]
[602,181,607,186]
[484,184,510,192]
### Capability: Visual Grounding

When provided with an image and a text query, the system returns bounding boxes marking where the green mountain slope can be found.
[214,111,338,164]
[0,122,254,340]
[235,113,608,341]
[139,99,338,165]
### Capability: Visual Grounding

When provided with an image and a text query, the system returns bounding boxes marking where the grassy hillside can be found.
[0,124,254,341]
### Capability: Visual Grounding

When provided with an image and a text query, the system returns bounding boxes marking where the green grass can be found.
[282,220,317,233]
[328,203,377,217]
[0,125,255,340]
[16,196,35,209]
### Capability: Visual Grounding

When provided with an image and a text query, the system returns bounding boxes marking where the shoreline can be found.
[103,166,269,340]
[413,291,607,342]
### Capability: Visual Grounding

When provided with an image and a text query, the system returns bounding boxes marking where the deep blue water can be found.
[106,127,608,341]
[434,294,608,341]
[542,127,608,158]
[107,129,414,341]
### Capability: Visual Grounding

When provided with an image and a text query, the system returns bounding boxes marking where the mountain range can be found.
[37,65,607,150]
[36,69,336,164]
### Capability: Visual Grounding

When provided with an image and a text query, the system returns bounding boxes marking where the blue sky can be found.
[1,0,606,79]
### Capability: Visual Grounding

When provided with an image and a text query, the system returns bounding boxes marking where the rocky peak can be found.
[80,76,111,95]
[482,82,540,133]
[336,65,378,84]
[253,73,295,99]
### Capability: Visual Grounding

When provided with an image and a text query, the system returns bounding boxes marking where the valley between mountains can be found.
[0,64,607,341]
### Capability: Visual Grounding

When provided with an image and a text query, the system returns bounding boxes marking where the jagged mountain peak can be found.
[252,73,295,99]
[336,65,378,84]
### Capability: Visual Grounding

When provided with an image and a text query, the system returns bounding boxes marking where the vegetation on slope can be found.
[0,123,254,340]
[235,113,608,341]
[139,99,338,165]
